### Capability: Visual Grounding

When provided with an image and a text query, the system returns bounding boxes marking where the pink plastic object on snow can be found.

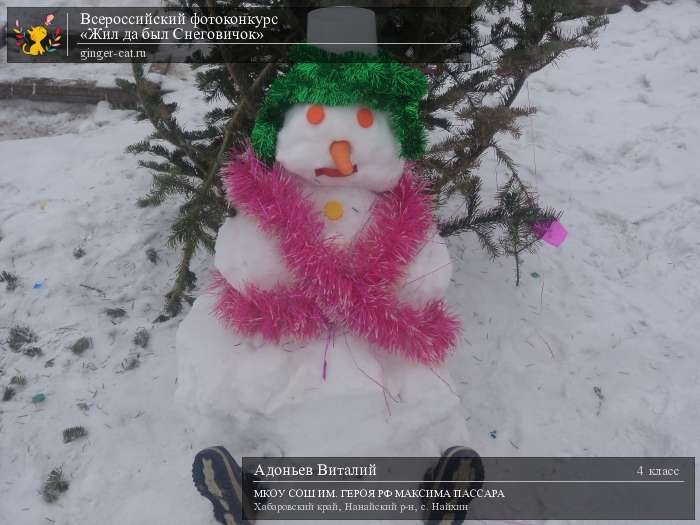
[532,219,568,247]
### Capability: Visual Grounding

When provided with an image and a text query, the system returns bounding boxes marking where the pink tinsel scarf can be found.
[212,148,460,365]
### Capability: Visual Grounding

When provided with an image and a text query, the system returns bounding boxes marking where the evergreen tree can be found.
[117,1,301,319]
[120,0,606,317]
[418,0,606,283]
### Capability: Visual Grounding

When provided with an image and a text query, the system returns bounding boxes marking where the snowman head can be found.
[275,104,405,192]
[251,45,428,193]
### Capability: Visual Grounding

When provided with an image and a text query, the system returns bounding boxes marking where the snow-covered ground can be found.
[1,2,699,524]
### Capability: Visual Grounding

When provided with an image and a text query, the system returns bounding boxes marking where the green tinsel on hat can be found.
[251,44,428,163]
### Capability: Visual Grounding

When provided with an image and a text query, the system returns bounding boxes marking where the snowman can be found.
[175,7,481,525]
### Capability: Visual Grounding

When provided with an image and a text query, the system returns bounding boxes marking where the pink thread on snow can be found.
[211,147,461,365]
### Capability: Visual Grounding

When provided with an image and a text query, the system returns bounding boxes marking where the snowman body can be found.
[175,104,470,461]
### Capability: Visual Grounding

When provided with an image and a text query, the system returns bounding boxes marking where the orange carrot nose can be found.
[329,140,354,176]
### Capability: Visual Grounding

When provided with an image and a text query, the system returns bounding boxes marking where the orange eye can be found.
[357,108,374,128]
[306,105,325,125]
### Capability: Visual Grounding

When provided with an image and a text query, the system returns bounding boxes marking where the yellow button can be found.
[323,200,344,221]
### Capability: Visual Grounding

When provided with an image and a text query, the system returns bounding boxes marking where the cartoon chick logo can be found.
[12,14,62,56]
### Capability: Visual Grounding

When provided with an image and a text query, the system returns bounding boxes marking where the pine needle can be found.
[2,387,15,401]
[42,468,69,502]
[0,270,18,291]
[7,325,38,352]
[23,346,43,358]
[63,426,88,443]
[69,337,92,355]
[133,328,150,349]
[10,375,27,386]
[103,307,127,320]
[121,356,140,371]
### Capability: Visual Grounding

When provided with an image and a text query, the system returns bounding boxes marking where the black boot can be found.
[192,446,260,525]
[421,446,485,525]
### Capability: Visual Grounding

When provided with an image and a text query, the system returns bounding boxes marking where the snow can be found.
[1,2,699,524]
[0,99,94,140]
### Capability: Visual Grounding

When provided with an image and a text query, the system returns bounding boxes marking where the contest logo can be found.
[11,13,62,56]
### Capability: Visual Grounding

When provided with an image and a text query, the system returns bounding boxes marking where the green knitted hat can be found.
[250,44,428,163]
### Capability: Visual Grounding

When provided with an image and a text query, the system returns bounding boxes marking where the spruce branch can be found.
[123,1,293,318]
[63,426,88,443]
[426,1,605,282]
[2,387,15,402]
[42,468,69,503]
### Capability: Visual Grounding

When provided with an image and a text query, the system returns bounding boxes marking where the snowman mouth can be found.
[314,165,358,178]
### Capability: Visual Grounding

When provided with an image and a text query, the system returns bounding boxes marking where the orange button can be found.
[323,200,344,221]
